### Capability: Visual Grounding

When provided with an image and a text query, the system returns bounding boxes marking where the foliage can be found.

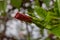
[0,0,60,39]
[33,0,60,38]
[11,0,22,9]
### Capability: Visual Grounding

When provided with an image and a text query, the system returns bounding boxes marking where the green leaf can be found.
[43,0,50,7]
[51,24,60,38]
[34,6,47,19]
[0,1,4,11]
[46,25,52,29]
[54,0,60,17]
[35,0,40,6]
[34,0,47,19]
[1,12,6,16]
[11,0,22,9]
[56,0,60,16]
[0,0,7,12]
[45,37,50,40]
[45,12,51,23]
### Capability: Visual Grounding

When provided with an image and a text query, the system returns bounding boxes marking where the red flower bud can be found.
[15,12,32,23]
